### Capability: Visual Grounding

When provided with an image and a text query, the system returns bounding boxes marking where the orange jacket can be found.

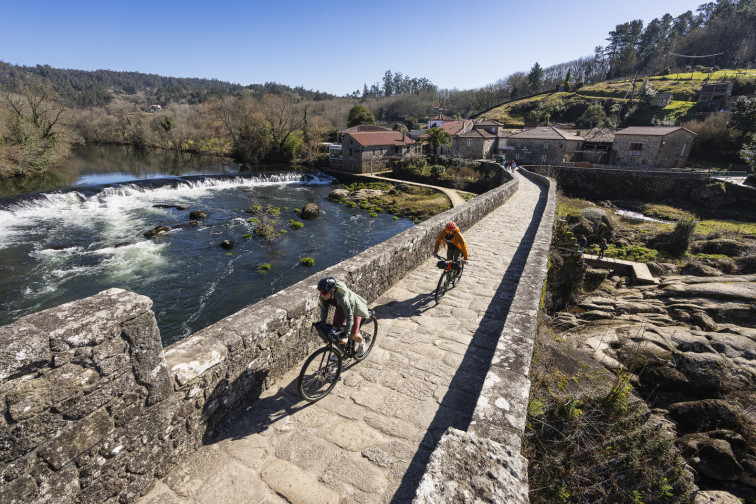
[434,228,469,260]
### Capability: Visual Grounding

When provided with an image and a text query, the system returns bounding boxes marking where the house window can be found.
[349,148,353,156]
[680,143,687,157]
[541,154,548,163]
[516,142,521,148]
[629,142,643,156]
[543,142,549,149]
[515,154,520,161]
[466,140,472,147]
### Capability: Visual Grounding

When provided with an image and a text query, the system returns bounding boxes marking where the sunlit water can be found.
[0,154,413,345]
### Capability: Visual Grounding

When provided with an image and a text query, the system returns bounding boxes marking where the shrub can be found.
[247,217,259,223]
[670,217,698,256]
[429,165,446,178]
[369,212,377,218]
[289,220,304,229]
[254,223,276,240]
[242,233,252,240]
[300,257,315,267]
[247,205,261,213]
[256,263,271,273]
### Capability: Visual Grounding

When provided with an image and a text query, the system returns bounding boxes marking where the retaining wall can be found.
[0,172,519,503]
[413,168,556,503]
[526,165,756,215]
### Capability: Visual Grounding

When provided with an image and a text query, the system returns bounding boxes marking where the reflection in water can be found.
[0,144,240,197]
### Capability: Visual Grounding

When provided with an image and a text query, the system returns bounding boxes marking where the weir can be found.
[0,167,555,503]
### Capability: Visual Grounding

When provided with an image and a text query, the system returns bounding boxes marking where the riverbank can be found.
[526,194,756,503]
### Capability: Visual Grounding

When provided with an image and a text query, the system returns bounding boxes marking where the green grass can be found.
[289,219,304,229]
[695,219,756,235]
[300,257,315,267]
[638,204,696,221]
[256,263,271,273]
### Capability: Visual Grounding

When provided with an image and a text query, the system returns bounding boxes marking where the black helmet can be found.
[317,276,336,294]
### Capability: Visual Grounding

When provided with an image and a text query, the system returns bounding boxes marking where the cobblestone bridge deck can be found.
[138,172,549,504]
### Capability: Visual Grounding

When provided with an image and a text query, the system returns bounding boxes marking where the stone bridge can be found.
[0,169,555,504]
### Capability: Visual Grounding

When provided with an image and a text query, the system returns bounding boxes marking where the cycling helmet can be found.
[445,221,457,232]
[317,276,336,294]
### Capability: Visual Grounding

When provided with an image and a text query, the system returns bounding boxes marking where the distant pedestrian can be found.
[578,235,587,254]
[598,238,607,259]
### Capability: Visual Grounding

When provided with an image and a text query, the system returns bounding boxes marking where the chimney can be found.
[402,131,406,142]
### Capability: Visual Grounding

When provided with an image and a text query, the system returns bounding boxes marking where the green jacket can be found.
[319,280,370,334]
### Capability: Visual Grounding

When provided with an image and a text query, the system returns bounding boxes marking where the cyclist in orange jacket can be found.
[434,221,469,262]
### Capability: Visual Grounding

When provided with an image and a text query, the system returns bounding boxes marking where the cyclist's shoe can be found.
[356,341,365,358]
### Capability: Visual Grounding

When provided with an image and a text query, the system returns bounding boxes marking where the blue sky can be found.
[1,0,706,96]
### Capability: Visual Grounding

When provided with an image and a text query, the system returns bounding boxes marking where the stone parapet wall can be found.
[414,167,555,504]
[0,172,518,503]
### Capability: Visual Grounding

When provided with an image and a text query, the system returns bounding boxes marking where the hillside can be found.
[482,69,756,130]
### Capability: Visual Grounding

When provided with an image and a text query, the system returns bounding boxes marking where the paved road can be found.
[138,172,547,504]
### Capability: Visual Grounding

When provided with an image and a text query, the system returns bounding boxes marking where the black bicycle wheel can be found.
[353,315,378,362]
[452,262,464,287]
[435,270,449,304]
[298,347,342,402]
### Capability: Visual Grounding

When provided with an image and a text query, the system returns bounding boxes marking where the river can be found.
[0,146,413,345]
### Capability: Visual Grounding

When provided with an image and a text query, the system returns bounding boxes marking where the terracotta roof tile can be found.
[615,126,696,136]
[347,131,416,147]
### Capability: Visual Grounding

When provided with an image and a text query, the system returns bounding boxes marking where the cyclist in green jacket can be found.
[317,277,369,354]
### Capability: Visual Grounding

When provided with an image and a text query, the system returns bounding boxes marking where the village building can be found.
[611,126,696,168]
[333,130,420,173]
[427,113,454,128]
[506,126,585,165]
[574,128,616,164]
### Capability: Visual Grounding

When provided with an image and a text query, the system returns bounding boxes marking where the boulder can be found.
[189,210,207,220]
[739,454,756,488]
[327,189,350,201]
[668,399,740,432]
[690,182,732,209]
[639,365,690,392]
[220,240,233,250]
[681,263,723,277]
[676,432,743,481]
[694,490,744,504]
[144,226,171,239]
[300,203,319,219]
[736,255,756,274]
[646,262,680,276]
[584,267,610,290]
[691,239,753,257]
[568,207,615,240]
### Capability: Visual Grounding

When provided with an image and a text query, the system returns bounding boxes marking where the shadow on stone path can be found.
[137,173,547,504]
[388,180,549,503]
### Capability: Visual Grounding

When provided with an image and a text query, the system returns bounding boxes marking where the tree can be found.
[729,96,756,141]
[527,63,543,94]
[564,69,572,92]
[422,127,451,164]
[576,103,613,129]
[740,140,756,171]
[257,93,303,160]
[347,105,376,127]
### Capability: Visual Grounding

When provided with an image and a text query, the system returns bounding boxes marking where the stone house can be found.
[427,113,454,128]
[506,126,585,165]
[426,119,474,158]
[336,130,421,173]
[453,119,508,159]
[612,126,696,168]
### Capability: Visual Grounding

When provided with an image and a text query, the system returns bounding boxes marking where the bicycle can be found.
[297,310,378,402]
[434,255,465,304]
